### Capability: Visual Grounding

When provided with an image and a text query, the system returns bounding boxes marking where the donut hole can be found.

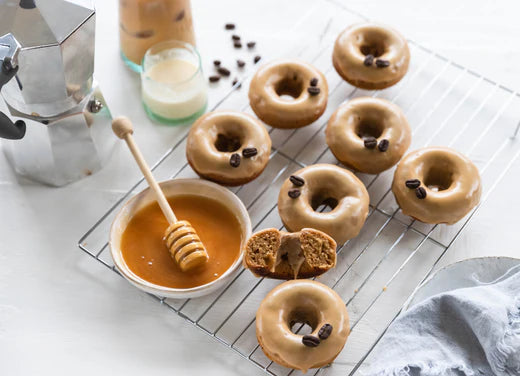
[360,42,386,57]
[287,307,319,335]
[423,165,454,192]
[311,193,339,213]
[214,133,242,152]
[290,322,313,335]
[356,120,384,139]
[274,75,304,100]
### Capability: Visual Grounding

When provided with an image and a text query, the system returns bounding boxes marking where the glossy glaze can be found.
[248,59,328,128]
[278,164,369,244]
[326,97,411,174]
[256,280,350,372]
[332,23,410,89]
[392,147,481,224]
[186,110,272,185]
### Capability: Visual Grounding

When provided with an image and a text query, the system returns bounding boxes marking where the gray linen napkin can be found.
[364,265,520,376]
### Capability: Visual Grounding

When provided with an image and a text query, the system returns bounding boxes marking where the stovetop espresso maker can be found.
[0,0,114,186]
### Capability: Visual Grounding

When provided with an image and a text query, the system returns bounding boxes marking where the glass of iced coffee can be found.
[119,0,196,72]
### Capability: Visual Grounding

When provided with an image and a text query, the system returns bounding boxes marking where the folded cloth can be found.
[364,265,520,376]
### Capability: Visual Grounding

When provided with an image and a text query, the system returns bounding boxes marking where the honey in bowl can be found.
[121,194,243,289]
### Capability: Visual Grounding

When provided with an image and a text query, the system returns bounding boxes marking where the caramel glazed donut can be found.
[248,59,328,129]
[326,97,411,174]
[392,147,481,224]
[278,164,369,244]
[332,22,410,90]
[186,110,272,186]
[256,280,350,372]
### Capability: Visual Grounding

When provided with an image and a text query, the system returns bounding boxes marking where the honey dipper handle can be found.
[112,117,177,224]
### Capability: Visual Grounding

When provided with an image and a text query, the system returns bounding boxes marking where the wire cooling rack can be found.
[78,1,520,374]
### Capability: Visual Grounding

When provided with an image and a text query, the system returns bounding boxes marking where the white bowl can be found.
[109,178,251,299]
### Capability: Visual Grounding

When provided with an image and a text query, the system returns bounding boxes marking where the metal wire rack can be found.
[78,1,520,374]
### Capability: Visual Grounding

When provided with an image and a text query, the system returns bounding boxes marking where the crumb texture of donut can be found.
[244,228,336,279]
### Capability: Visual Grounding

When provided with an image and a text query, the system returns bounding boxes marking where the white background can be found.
[1,0,520,375]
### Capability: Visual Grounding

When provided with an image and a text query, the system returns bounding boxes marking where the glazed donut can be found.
[256,280,350,372]
[186,110,271,186]
[392,147,481,224]
[278,164,369,244]
[326,97,411,174]
[248,59,328,129]
[332,23,410,90]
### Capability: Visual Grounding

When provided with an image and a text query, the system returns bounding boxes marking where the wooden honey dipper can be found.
[112,116,209,272]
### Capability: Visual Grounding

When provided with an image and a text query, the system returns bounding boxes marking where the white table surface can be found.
[1,0,520,375]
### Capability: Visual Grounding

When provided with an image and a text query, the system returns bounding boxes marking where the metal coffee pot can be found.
[0,0,115,186]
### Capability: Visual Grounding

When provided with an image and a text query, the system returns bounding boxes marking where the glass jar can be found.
[119,0,196,72]
[141,40,207,124]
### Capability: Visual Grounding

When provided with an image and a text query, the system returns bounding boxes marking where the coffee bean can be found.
[289,175,305,187]
[288,189,301,199]
[405,179,421,189]
[209,75,220,83]
[174,10,185,21]
[213,60,221,67]
[217,67,231,77]
[230,153,241,168]
[233,42,242,49]
[364,54,374,66]
[302,335,320,347]
[237,59,245,68]
[232,34,240,41]
[254,55,261,64]
[364,136,377,149]
[232,78,242,88]
[225,23,235,30]
[378,139,389,152]
[307,86,320,96]
[415,186,427,199]
[247,41,256,48]
[318,323,333,340]
[376,59,390,68]
[242,147,257,158]
[310,77,319,87]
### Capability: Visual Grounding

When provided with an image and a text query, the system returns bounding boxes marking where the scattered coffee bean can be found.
[307,86,320,96]
[378,139,389,152]
[318,324,333,340]
[232,34,241,41]
[310,77,319,87]
[213,60,221,67]
[247,41,256,48]
[364,136,377,149]
[174,10,185,22]
[376,59,390,68]
[217,67,231,77]
[288,189,301,199]
[232,78,242,88]
[237,59,245,68]
[364,54,374,66]
[302,335,320,347]
[254,55,261,64]
[415,186,427,199]
[225,23,235,30]
[242,147,257,158]
[289,175,305,187]
[229,153,241,168]
[209,75,220,83]
[405,179,421,189]
[234,42,242,48]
